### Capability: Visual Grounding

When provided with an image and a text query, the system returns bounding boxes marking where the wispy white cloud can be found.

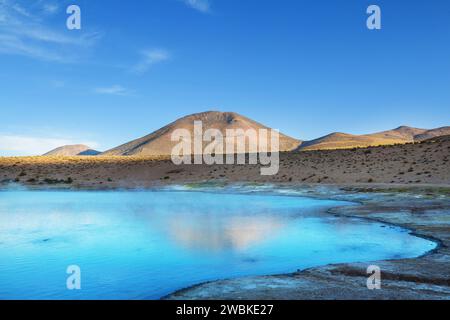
[42,3,58,15]
[94,85,132,96]
[0,0,100,62]
[132,48,170,74]
[183,0,210,13]
[10,2,32,17]
[0,33,69,61]
[0,134,99,156]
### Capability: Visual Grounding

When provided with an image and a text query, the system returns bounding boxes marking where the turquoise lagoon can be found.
[0,189,436,299]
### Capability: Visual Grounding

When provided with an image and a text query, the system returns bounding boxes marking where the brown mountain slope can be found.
[101,111,301,156]
[43,145,100,156]
[298,126,450,151]
[297,132,403,151]
[422,134,450,143]
[414,127,450,141]
[368,126,427,141]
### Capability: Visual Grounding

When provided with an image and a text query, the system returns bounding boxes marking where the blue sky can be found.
[1,0,449,155]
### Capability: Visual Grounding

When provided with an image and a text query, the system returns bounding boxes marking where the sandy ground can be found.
[0,137,449,188]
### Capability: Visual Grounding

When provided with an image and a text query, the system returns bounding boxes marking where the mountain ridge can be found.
[41,112,450,156]
[298,125,450,151]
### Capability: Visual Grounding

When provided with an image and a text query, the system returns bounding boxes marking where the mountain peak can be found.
[102,111,301,156]
[394,125,413,130]
[393,125,426,131]
[181,111,244,123]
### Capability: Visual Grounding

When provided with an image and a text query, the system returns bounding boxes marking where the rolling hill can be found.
[43,145,101,156]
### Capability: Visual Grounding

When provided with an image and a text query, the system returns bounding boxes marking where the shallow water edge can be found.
[164,184,450,300]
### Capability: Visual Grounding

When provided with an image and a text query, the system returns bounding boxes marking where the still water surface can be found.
[0,190,436,299]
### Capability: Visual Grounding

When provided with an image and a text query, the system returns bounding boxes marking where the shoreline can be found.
[1,180,450,191]
[325,205,444,259]
[162,184,450,300]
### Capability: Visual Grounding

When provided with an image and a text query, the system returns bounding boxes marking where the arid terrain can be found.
[1,135,449,188]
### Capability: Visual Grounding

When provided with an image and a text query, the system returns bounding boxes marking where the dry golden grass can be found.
[0,155,171,164]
